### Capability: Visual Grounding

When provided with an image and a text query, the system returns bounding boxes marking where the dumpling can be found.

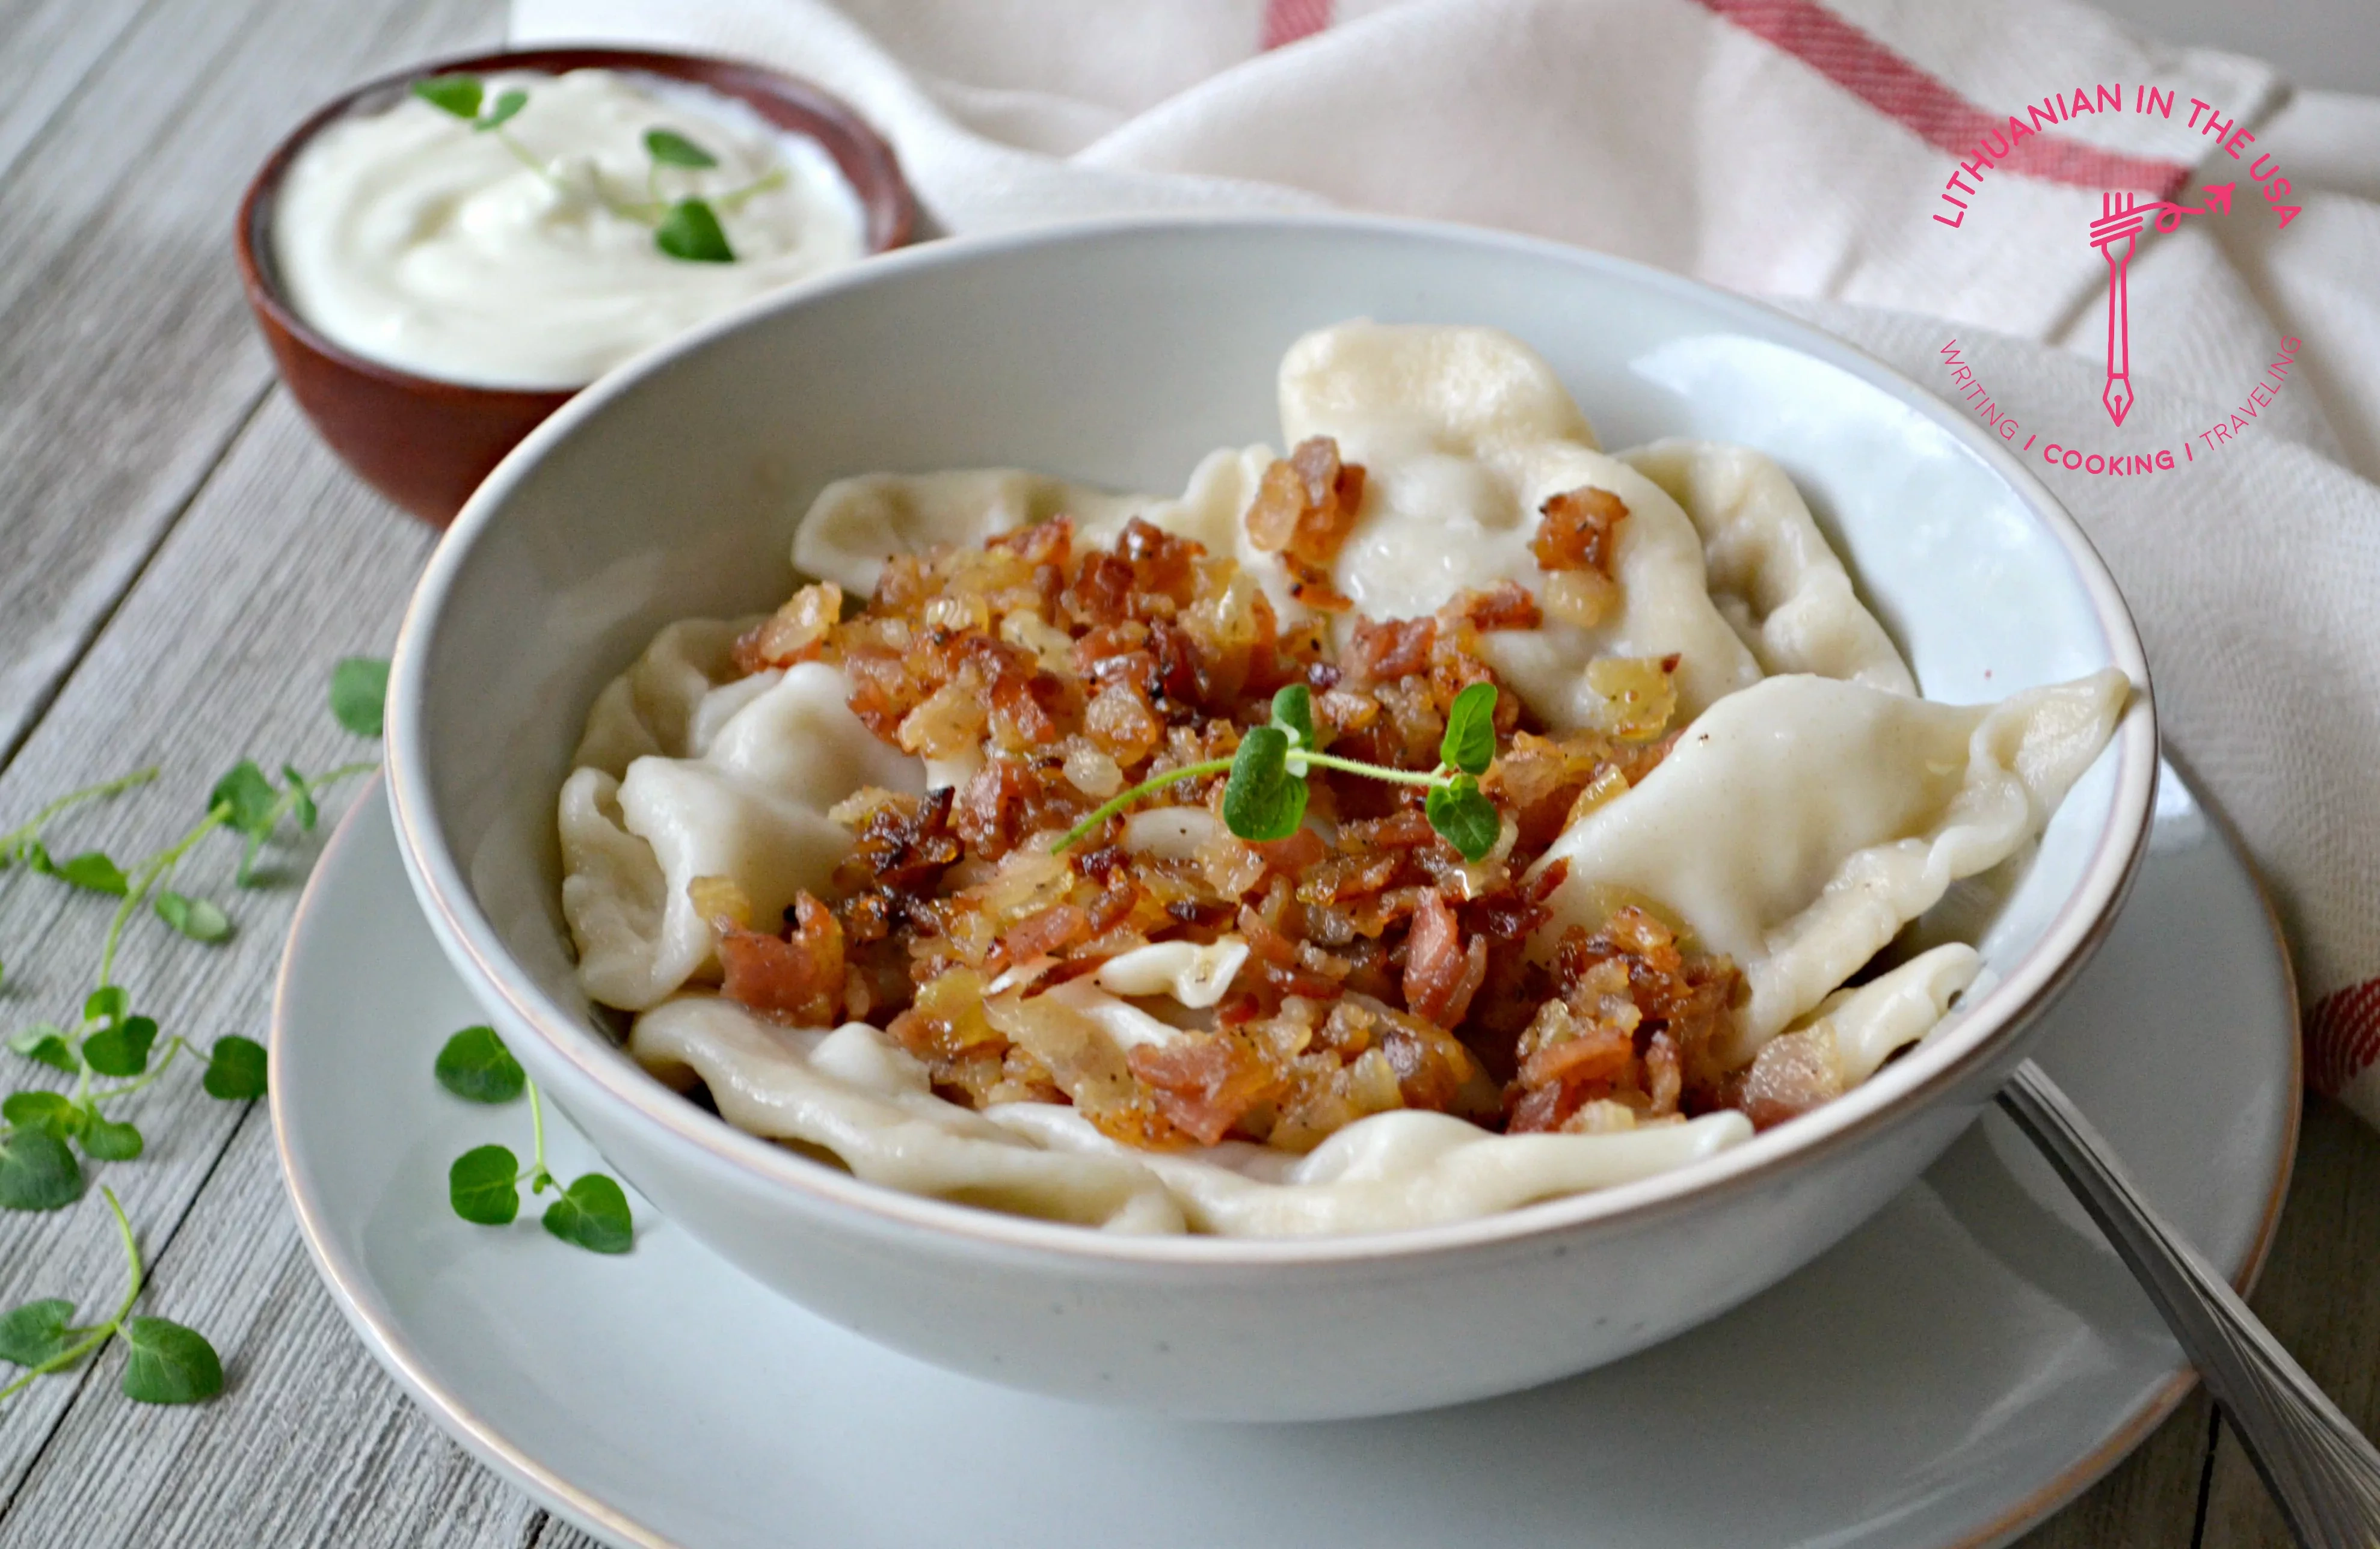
[1278,321,1763,723]
[630,997,1185,1232]
[570,618,746,778]
[559,652,924,1011]
[994,1103,1753,1237]
[629,993,1753,1238]
[1619,440,1914,694]
[792,468,1148,596]
[1530,670,2128,1064]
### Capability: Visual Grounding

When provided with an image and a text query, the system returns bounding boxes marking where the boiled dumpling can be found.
[1530,670,2128,1064]
[630,996,1186,1232]
[559,654,924,1011]
[1620,440,1914,694]
[1278,321,1763,723]
[793,468,1148,596]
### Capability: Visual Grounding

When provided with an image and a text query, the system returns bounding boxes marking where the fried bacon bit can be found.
[1348,615,1436,682]
[734,581,844,675]
[1245,436,1366,611]
[718,894,846,1026]
[1128,1036,1281,1146]
[1529,486,1629,578]
[1505,906,1741,1133]
[1403,891,1487,1029]
[1445,582,1542,634]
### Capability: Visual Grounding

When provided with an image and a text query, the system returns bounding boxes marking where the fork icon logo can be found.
[2086,184,2237,427]
[2089,194,2142,426]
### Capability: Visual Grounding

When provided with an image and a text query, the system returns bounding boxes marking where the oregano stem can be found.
[0,768,160,861]
[1051,757,1238,852]
[1292,752,1452,790]
[526,1077,551,1192]
[97,809,229,992]
[0,1188,141,1403]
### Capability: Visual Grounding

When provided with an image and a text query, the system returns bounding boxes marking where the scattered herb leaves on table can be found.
[0,657,391,1407]
[0,1186,222,1405]
[435,1025,634,1254]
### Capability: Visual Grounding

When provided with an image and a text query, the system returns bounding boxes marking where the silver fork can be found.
[1999,1060,2380,1547]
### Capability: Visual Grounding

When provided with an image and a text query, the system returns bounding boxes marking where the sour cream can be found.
[274,69,870,388]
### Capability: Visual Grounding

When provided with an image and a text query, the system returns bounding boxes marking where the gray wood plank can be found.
[0,1106,545,1548]
[2200,1098,2380,1548]
[0,0,502,767]
[0,388,433,1531]
[0,0,151,182]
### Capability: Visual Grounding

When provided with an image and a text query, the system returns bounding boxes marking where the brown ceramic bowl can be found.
[235,47,918,527]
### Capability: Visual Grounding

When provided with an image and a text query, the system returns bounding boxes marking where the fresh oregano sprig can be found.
[1054,681,1506,861]
[0,1186,223,1405]
[0,654,391,1409]
[436,1025,634,1255]
[411,75,787,265]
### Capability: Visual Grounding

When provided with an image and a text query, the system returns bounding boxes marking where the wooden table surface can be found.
[1,2,2374,1545]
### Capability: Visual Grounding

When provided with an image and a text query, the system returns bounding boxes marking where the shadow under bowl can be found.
[234,46,918,527]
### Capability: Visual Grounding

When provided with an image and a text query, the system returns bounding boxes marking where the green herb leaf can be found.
[541,1173,633,1254]
[52,851,128,897]
[280,767,318,832]
[329,657,390,738]
[1220,726,1307,842]
[201,1037,268,1102]
[83,1016,156,1079]
[208,762,278,836]
[2,1091,82,1140]
[449,1144,522,1225]
[411,75,484,120]
[9,1026,77,1076]
[154,891,232,944]
[16,840,53,876]
[119,1317,223,1404]
[1424,776,1501,862]
[434,1026,525,1105]
[0,1299,77,1369]
[478,88,527,132]
[644,127,719,169]
[654,198,734,263]
[83,986,126,1027]
[1270,684,1317,748]
[1439,682,1499,778]
[78,1117,143,1162]
[0,1131,82,1211]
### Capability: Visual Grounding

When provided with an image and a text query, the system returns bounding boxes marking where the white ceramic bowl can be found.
[386,214,2156,1422]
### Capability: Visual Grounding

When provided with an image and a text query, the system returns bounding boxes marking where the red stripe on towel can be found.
[1691,0,2192,198]
[1261,0,1333,51]
[2308,977,2380,1098]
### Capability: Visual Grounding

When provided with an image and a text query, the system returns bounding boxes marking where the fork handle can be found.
[1997,1060,2380,1549]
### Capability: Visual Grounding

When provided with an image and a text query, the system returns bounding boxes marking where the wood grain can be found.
[0,385,434,1532]
[0,0,500,767]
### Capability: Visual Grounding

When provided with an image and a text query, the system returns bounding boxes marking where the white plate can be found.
[273,768,2296,1549]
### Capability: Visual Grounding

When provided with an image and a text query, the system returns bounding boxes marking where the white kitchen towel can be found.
[512,0,2380,1123]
